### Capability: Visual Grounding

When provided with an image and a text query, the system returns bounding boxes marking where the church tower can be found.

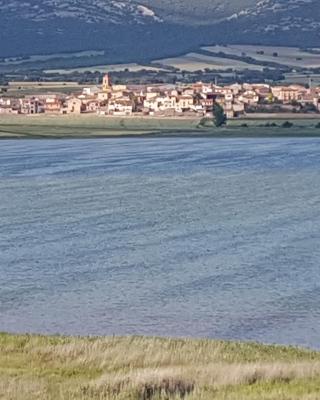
[102,74,111,92]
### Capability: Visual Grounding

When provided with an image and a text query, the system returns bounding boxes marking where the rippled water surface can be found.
[1,138,320,347]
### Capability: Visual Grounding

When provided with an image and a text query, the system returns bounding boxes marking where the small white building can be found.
[108,99,133,115]
[238,90,259,105]
[82,86,100,96]
[176,95,194,111]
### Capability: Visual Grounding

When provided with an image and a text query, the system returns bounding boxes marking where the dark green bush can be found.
[282,121,294,128]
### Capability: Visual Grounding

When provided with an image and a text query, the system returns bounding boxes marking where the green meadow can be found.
[0,115,200,138]
[0,114,320,138]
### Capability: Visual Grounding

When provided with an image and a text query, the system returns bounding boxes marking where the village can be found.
[1,74,320,119]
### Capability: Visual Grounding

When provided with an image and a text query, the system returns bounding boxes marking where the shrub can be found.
[140,379,194,400]
[282,121,294,128]
[198,117,213,127]
[262,122,278,128]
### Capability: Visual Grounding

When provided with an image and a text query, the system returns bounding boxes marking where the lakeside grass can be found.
[0,115,201,138]
[1,114,320,138]
[1,333,320,400]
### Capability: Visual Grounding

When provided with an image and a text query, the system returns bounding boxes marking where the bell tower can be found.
[102,74,111,92]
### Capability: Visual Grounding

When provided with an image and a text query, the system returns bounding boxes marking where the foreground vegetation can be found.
[1,333,320,399]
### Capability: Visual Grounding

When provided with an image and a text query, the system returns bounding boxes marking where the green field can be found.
[45,63,166,75]
[153,52,265,72]
[202,45,320,69]
[0,115,202,138]
[153,45,320,74]
[2,82,86,97]
[1,114,320,139]
[1,333,320,400]
[0,51,105,66]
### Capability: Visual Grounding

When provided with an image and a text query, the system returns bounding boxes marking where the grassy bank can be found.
[1,114,320,138]
[1,333,320,399]
[0,115,201,138]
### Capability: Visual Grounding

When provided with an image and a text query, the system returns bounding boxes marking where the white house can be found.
[108,98,133,115]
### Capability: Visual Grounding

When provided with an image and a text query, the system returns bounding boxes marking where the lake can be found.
[0,138,320,348]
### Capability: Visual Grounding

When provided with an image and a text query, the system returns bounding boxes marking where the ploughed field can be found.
[1,333,320,400]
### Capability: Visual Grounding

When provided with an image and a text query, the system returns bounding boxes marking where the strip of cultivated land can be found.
[0,114,202,138]
[1,114,320,138]
[1,333,320,400]
[202,45,320,69]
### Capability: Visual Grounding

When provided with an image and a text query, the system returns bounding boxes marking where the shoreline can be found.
[1,113,320,139]
[1,333,320,400]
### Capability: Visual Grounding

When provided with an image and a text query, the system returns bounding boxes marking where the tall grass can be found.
[1,333,320,399]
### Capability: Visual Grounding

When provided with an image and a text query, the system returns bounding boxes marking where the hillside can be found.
[132,0,258,24]
[1,333,320,399]
[0,0,320,59]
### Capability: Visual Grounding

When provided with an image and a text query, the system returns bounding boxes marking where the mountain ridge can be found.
[1,0,319,58]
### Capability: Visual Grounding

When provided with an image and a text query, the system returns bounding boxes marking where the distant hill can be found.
[0,0,319,58]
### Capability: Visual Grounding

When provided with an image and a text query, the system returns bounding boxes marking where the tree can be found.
[213,103,227,127]
[267,93,274,103]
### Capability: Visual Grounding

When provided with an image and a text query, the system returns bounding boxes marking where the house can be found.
[212,85,224,94]
[145,91,160,100]
[20,97,44,114]
[297,89,318,107]
[97,91,110,101]
[82,86,100,96]
[148,96,178,115]
[238,90,259,105]
[0,104,20,114]
[232,101,245,115]
[182,87,195,96]
[176,95,194,111]
[108,98,133,115]
[144,97,160,112]
[192,82,212,94]
[112,85,127,92]
[200,93,216,114]
[225,93,234,102]
[314,97,320,112]
[44,97,63,114]
[253,85,271,101]
[85,100,101,113]
[66,97,84,114]
[159,96,177,111]
[168,89,179,97]
[226,109,235,119]
[200,98,214,110]
[271,86,306,103]
[228,83,243,95]
[213,86,233,96]
[0,98,20,114]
